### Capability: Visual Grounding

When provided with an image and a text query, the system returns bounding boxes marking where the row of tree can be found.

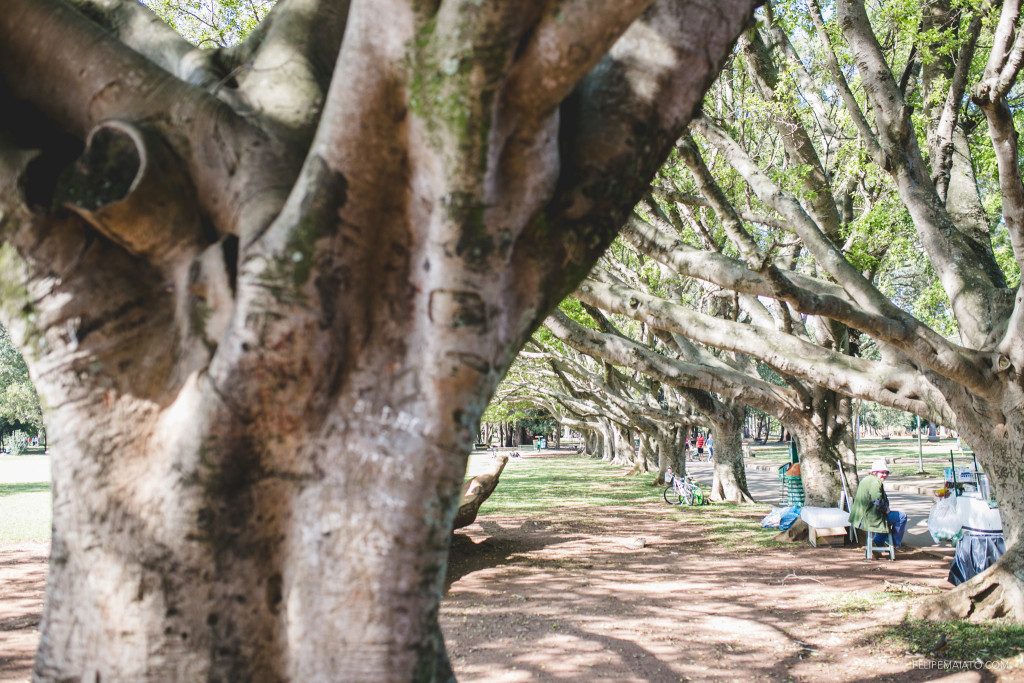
[498,0,1024,622]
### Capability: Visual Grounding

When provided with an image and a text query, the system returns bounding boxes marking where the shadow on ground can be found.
[442,502,1022,682]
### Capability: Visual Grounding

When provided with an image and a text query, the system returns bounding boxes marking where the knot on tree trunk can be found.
[53,120,204,262]
[913,558,1024,622]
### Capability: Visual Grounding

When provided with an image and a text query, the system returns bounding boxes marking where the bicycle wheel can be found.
[681,484,694,506]
[663,484,683,505]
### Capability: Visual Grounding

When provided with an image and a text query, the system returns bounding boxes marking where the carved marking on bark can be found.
[351,398,427,438]
[445,350,490,374]
[266,573,283,615]
[428,289,488,330]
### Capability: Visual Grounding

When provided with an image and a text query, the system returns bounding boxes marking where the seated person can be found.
[848,459,908,548]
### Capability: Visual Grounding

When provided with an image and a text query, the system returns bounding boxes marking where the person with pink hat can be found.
[848,458,908,550]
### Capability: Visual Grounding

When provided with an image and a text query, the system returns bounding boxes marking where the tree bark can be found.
[790,424,842,507]
[917,383,1024,620]
[708,415,755,503]
[453,454,508,530]
[0,0,760,677]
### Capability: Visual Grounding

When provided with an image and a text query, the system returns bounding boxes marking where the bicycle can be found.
[663,474,706,506]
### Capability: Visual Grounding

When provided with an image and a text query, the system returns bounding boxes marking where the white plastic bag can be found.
[960,497,1002,532]
[761,507,784,528]
[799,506,850,528]
[927,495,962,543]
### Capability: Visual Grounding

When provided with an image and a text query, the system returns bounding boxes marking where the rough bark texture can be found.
[0,0,759,679]
[707,415,755,503]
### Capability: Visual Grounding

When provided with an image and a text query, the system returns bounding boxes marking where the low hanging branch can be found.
[453,454,509,530]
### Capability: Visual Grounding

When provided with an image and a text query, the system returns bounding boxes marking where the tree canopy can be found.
[496,0,1024,621]
[0,325,43,439]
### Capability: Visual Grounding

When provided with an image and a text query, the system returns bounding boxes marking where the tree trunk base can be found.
[709,481,757,504]
[709,463,756,503]
[773,519,809,543]
[913,547,1024,622]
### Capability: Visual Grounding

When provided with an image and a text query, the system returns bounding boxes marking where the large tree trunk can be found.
[916,391,1024,621]
[38,381,472,681]
[0,0,757,678]
[789,421,847,508]
[598,419,616,462]
[708,416,755,503]
[655,424,686,483]
[783,388,854,508]
[612,423,634,466]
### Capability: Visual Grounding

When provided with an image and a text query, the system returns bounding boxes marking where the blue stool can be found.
[857,525,895,561]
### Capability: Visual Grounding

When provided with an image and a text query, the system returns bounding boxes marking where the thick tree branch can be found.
[930,8,984,203]
[621,216,850,306]
[978,0,1024,103]
[837,0,1010,346]
[648,328,753,421]
[509,0,760,323]
[67,0,223,87]
[807,0,884,165]
[227,0,352,143]
[739,29,842,238]
[653,188,789,230]
[501,0,655,135]
[674,135,762,262]
[0,0,297,244]
[576,276,986,411]
[545,309,805,420]
[763,6,841,159]
[982,99,1024,276]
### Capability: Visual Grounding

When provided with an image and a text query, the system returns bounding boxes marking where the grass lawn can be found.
[466,453,654,514]
[751,437,975,477]
[468,453,783,551]
[0,453,51,543]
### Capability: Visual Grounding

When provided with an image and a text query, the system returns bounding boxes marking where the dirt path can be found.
[1,501,1022,681]
[0,543,46,683]
[443,500,1024,682]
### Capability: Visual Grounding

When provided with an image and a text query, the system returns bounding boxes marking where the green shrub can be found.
[8,430,28,455]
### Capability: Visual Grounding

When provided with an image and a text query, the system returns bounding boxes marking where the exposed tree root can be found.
[709,477,757,504]
[913,546,1024,623]
[773,519,809,543]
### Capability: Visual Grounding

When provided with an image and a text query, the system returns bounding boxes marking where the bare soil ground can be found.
[0,543,46,683]
[442,499,1024,682]
[1,503,1022,682]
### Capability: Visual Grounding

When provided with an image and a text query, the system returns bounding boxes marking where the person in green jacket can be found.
[848,459,908,548]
